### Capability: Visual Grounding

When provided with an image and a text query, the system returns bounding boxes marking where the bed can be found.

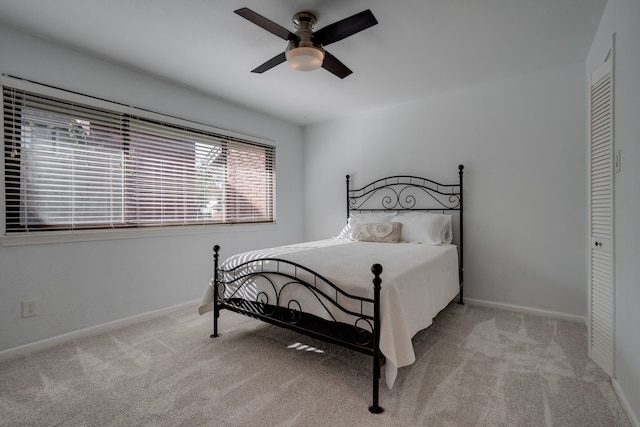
[199,165,464,413]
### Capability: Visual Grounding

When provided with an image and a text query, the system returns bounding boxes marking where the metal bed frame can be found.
[210,165,464,413]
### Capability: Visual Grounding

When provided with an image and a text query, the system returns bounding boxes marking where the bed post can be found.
[369,263,384,414]
[346,174,351,220]
[211,245,221,338]
[458,165,464,305]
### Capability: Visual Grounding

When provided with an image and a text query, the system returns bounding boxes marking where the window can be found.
[2,79,275,234]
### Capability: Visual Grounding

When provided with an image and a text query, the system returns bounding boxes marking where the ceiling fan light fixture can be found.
[235,8,377,78]
[286,46,324,71]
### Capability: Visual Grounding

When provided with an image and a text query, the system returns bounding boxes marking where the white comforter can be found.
[199,238,459,388]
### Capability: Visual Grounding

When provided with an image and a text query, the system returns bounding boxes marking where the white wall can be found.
[587,0,640,421]
[303,62,588,318]
[0,24,304,351]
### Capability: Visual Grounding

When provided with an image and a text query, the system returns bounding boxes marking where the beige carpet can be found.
[0,302,631,426]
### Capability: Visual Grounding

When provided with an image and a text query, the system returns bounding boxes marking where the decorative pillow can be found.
[336,212,396,239]
[351,222,402,243]
[392,212,449,244]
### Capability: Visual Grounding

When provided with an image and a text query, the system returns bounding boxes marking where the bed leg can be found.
[369,263,384,414]
[211,245,221,339]
[458,165,464,306]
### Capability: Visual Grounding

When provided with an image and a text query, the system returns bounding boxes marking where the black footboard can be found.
[211,245,385,414]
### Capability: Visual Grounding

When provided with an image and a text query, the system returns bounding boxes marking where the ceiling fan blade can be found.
[251,52,287,73]
[234,8,299,41]
[321,50,353,79]
[313,9,378,46]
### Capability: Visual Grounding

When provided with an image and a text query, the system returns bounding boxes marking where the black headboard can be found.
[346,165,463,215]
[345,165,464,302]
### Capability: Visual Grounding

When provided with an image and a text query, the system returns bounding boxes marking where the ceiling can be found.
[0,0,607,126]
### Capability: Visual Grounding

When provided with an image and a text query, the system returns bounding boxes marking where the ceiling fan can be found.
[234,7,378,79]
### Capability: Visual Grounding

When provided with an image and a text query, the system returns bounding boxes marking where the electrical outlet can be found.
[22,300,38,318]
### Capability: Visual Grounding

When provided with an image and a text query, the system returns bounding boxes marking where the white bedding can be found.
[199,238,459,388]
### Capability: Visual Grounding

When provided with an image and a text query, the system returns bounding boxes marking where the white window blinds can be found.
[3,80,275,234]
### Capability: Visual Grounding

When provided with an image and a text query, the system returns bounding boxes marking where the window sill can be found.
[0,223,278,247]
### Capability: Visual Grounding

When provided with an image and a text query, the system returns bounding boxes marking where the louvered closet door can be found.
[588,49,614,377]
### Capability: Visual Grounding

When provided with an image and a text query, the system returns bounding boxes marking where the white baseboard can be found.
[0,299,200,362]
[465,298,587,324]
[613,378,640,427]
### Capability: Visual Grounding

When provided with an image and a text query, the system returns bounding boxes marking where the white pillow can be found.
[441,214,453,243]
[392,212,450,244]
[336,212,396,239]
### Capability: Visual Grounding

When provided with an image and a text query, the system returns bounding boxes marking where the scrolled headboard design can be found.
[346,165,464,216]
